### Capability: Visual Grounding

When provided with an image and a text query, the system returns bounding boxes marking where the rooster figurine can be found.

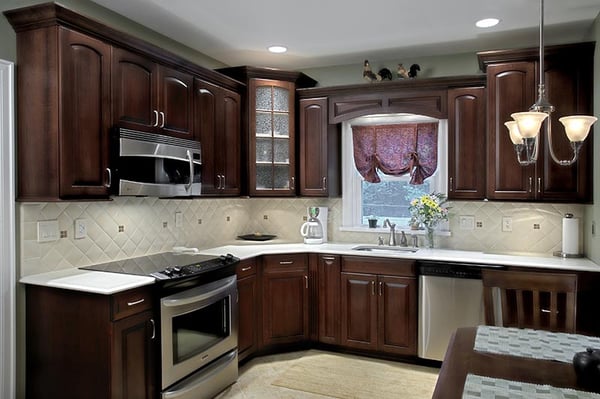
[408,64,421,78]
[397,63,409,79]
[363,60,381,82]
[378,67,393,81]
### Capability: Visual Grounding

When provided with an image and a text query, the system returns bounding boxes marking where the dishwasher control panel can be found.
[418,262,504,279]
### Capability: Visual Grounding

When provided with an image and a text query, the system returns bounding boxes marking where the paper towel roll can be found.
[562,216,579,255]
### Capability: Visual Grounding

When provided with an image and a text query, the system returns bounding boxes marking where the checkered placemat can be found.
[463,374,600,399]
[474,326,600,363]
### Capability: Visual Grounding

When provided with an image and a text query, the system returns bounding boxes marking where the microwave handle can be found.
[186,150,193,191]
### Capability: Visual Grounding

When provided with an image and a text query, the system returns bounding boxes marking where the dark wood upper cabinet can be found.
[11,25,112,200]
[447,87,487,200]
[480,43,594,202]
[299,97,331,196]
[194,79,241,195]
[112,48,194,139]
[6,3,244,201]
[218,66,318,196]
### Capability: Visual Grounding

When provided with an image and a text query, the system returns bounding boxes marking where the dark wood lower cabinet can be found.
[25,285,155,399]
[317,254,341,344]
[236,259,258,361]
[340,256,417,356]
[261,254,309,347]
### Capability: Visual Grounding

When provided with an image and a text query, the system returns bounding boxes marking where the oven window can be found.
[172,297,230,364]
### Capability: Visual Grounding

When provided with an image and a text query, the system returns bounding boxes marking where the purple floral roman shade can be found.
[351,122,438,185]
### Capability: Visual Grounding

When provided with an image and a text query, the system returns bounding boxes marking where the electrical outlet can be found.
[37,220,59,242]
[459,216,475,230]
[74,219,87,239]
[175,212,183,228]
[502,216,513,232]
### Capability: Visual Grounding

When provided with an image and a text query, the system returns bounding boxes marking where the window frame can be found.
[341,114,448,231]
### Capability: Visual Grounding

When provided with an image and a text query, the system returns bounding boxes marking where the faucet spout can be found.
[383,219,397,246]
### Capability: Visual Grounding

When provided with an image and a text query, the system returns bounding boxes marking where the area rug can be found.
[271,351,438,399]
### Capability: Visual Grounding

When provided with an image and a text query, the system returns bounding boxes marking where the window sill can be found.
[339,226,452,236]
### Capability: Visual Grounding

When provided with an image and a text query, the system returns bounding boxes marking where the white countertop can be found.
[20,242,600,294]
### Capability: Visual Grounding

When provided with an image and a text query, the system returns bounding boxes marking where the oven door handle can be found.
[162,275,236,307]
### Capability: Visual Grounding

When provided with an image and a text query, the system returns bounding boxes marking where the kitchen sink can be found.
[352,245,419,253]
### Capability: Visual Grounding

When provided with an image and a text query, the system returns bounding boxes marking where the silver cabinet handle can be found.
[159,111,165,128]
[127,298,145,306]
[304,275,308,289]
[222,174,226,190]
[322,256,336,262]
[371,281,375,296]
[290,176,295,190]
[322,176,327,190]
[150,318,156,339]
[379,281,383,296]
[241,266,252,272]
[449,177,453,192]
[529,177,533,193]
[537,177,541,193]
[105,168,111,188]
[279,260,294,265]
[152,110,159,127]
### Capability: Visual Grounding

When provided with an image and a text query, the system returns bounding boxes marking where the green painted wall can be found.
[300,52,482,87]
[0,0,225,68]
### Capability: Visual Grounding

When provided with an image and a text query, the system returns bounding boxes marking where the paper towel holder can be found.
[553,213,583,258]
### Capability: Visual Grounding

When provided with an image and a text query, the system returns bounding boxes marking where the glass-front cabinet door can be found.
[250,79,296,196]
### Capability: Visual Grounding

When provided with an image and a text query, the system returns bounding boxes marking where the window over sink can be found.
[341,114,448,230]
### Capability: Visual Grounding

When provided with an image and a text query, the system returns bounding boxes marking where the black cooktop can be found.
[80,252,238,280]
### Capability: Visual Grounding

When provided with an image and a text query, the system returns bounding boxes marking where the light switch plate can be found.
[74,219,87,239]
[502,216,513,232]
[37,220,59,242]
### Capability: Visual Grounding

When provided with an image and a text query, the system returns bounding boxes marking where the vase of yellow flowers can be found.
[409,192,449,249]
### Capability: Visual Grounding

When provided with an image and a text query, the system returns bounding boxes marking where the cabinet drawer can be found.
[237,259,257,279]
[111,286,153,321]
[342,255,415,277]
[263,253,307,273]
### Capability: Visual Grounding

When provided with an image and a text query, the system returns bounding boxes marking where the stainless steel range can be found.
[82,252,240,399]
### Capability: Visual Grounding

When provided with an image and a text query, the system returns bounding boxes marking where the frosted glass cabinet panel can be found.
[249,79,296,195]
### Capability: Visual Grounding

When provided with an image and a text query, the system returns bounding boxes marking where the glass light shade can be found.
[511,112,548,139]
[504,121,523,144]
[558,115,598,142]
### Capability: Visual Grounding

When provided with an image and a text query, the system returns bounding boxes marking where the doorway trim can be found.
[0,59,16,399]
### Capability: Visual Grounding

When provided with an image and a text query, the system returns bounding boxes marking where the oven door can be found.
[160,274,238,389]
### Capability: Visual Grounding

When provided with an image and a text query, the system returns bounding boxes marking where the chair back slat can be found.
[482,269,577,333]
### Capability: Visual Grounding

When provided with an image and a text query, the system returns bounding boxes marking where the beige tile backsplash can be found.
[19,197,584,276]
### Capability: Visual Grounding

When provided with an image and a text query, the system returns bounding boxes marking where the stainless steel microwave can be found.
[112,128,201,197]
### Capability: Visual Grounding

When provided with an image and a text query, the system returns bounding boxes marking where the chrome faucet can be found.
[383,219,397,246]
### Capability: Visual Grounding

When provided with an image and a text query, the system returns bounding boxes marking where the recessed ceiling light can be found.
[268,45,287,54]
[476,18,500,28]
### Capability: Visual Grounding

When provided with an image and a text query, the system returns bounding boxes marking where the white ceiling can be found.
[89,0,600,69]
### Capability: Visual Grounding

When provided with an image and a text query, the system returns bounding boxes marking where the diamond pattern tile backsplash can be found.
[19,197,584,276]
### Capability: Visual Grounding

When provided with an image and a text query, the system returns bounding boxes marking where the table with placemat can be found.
[433,326,600,398]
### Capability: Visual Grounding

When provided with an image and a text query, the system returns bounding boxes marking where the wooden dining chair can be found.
[482,269,577,333]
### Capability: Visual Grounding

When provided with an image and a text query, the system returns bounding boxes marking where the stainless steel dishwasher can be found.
[418,261,503,361]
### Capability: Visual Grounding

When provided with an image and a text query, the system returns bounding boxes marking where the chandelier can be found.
[504,0,597,166]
